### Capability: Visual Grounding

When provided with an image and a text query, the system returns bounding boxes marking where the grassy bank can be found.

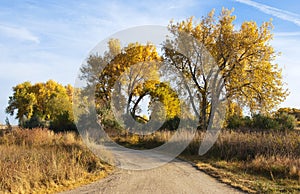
[183,130,300,193]
[114,129,300,193]
[0,128,112,194]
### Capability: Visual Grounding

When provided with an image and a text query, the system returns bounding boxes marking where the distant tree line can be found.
[226,109,298,131]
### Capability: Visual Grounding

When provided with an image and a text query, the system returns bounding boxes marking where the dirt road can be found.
[60,159,244,194]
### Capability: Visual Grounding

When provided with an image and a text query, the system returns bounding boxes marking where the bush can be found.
[160,116,180,131]
[226,113,296,131]
[274,112,296,130]
[226,115,244,129]
[102,118,122,131]
[50,111,77,133]
[21,111,77,133]
[226,115,251,129]
[251,114,280,130]
[22,115,48,129]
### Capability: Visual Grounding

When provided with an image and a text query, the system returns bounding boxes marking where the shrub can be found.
[226,115,252,129]
[102,118,122,131]
[274,112,296,130]
[22,115,48,129]
[251,114,280,130]
[226,115,244,129]
[50,111,77,133]
[226,113,296,131]
[160,116,180,131]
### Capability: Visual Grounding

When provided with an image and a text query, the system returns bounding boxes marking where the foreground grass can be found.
[0,128,112,194]
[114,129,300,193]
[180,155,300,193]
[187,131,300,193]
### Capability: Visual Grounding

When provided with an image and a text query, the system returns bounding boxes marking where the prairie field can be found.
[0,128,111,194]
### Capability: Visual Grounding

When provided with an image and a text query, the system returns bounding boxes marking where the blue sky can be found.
[1,0,300,124]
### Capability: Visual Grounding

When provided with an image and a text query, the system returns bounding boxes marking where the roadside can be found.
[180,155,300,193]
[0,128,113,194]
[114,129,300,193]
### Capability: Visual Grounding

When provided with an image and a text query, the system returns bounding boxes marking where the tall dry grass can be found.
[202,130,300,181]
[0,128,110,194]
[115,129,300,181]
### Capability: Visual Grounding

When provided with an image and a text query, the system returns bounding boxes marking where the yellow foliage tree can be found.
[80,39,182,130]
[6,82,36,125]
[6,80,74,130]
[163,8,288,129]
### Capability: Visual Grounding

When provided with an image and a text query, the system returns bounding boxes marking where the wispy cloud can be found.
[274,31,300,37]
[0,24,40,43]
[234,0,300,26]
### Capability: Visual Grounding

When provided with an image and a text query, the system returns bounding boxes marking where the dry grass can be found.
[0,128,112,194]
[114,129,300,193]
[114,130,174,148]
[188,158,300,193]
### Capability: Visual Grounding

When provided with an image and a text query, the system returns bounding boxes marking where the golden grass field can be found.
[0,128,112,194]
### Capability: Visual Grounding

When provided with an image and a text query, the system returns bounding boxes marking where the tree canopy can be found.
[79,39,181,130]
[6,80,75,131]
[163,8,288,129]
[77,8,288,131]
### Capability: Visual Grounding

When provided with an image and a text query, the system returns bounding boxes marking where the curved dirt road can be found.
[60,159,244,194]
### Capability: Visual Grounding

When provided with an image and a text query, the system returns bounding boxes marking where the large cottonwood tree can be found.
[163,8,288,129]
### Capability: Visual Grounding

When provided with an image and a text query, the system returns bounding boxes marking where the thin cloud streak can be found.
[274,31,300,37]
[0,24,40,43]
[235,0,300,26]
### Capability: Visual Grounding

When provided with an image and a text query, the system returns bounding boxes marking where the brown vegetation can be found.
[114,129,300,193]
[0,128,111,194]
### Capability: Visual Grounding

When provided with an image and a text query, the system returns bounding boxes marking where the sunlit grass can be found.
[0,128,111,194]
[114,129,300,193]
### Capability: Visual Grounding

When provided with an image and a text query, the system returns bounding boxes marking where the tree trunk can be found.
[200,91,208,130]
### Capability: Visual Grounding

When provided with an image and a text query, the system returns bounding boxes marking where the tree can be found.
[5,117,12,131]
[130,80,181,130]
[80,40,165,121]
[163,8,288,129]
[6,80,75,131]
[6,81,36,125]
[78,39,185,131]
[79,39,123,122]
[276,107,300,121]
[117,43,161,115]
